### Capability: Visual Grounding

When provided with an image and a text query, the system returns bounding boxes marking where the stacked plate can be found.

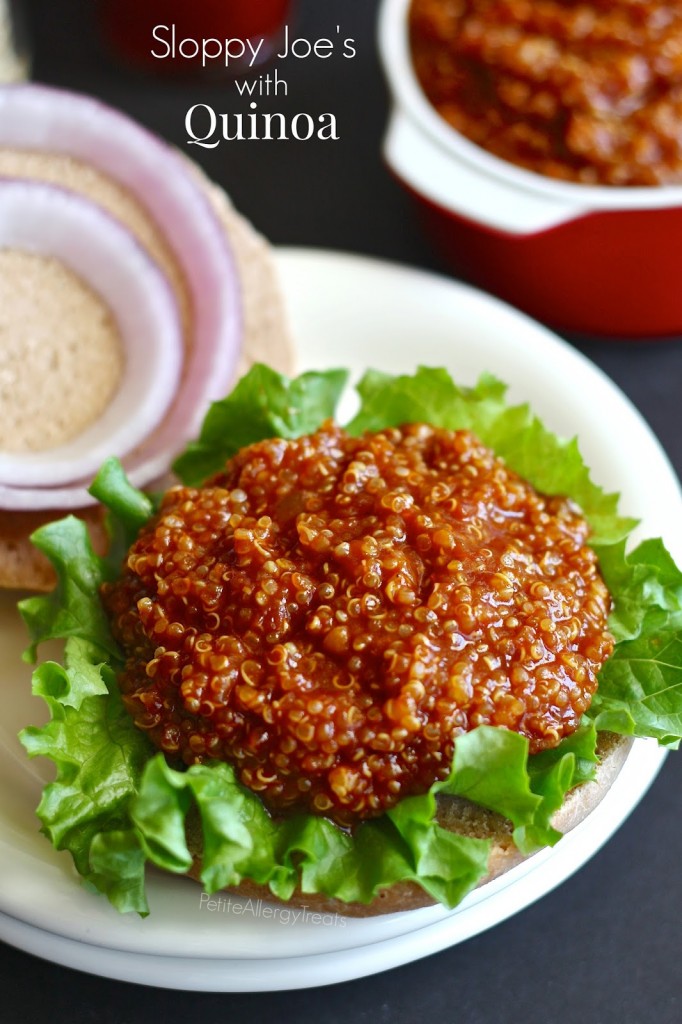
[0,250,676,991]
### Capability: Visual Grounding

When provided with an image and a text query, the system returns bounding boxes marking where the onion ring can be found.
[0,179,183,501]
[0,84,243,505]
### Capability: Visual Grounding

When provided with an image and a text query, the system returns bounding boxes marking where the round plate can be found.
[0,248,678,991]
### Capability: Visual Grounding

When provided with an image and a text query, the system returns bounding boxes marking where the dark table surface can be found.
[2,1,682,1021]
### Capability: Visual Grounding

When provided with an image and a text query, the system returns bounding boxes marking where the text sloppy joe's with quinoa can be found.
[409,0,682,186]
[103,421,614,829]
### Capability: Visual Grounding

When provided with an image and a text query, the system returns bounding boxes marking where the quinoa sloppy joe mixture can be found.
[103,422,614,828]
[409,0,682,186]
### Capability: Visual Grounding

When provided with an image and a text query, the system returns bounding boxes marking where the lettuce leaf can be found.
[172,364,348,486]
[20,638,152,913]
[18,365,682,914]
[19,516,117,662]
[587,539,682,747]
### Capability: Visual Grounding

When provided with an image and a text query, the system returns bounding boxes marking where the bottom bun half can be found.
[185,732,633,917]
[0,158,293,592]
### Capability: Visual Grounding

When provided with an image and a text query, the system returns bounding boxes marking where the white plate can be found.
[0,248,679,992]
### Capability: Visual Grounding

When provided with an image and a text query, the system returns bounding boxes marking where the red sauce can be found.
[103,423,613,825]
[410,0,682,186]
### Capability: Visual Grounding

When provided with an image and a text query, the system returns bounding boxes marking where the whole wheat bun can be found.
[185,731,633,917]
[0,152,294,591]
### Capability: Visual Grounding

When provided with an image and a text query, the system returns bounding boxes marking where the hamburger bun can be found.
[0,151,293,592]
[185,731,633,917]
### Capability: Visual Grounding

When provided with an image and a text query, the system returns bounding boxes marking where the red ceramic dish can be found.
[378,0,682,338]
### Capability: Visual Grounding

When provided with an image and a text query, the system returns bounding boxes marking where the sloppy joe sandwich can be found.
[0,85,293,591]
[20,366,682,917]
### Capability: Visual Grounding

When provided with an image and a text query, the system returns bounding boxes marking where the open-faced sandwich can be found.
[19,365,682,916]
[0,84,293,591]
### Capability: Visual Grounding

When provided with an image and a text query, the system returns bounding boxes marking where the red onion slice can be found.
[0,84,242,502]
[0,179,183,500]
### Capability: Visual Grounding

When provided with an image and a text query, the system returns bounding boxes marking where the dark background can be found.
[2,0,681,1021]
